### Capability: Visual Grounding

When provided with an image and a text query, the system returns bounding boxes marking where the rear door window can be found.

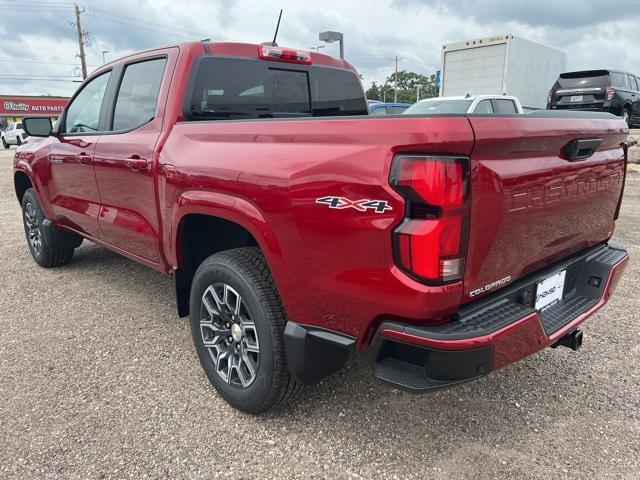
[186,57,367,120]
[610,72,625,88]
[492,99,517,114]
[112,58,166,131]
[627,74,638,91]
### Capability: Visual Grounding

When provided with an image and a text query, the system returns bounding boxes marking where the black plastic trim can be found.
[373,338,492,392]
[41,219,83,250]
[284,321,356,384]
[172,266,194,318]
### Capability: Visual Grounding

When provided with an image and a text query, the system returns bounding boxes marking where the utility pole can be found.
[394,55,399,103]
[74,4,87,79]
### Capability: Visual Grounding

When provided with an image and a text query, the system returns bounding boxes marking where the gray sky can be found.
[1,0,639,96]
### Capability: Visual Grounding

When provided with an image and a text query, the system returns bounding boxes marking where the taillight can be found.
[605,86,615,101]
[547,90,553,106]
[258,46,312,64]
[390,155,470,283]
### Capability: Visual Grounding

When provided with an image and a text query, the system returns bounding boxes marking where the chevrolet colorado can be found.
[14,41,630,413]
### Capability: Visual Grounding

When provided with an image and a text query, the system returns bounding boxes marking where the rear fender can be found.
[167,189,284,274]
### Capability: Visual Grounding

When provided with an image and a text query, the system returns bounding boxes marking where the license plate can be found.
[570,95,583,102]
[535,270,566,311]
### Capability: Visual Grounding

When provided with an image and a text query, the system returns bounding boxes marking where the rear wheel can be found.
[189,247,300,413]
[16,136,22,146]
[1,137,8,149]
[22,189,75,267]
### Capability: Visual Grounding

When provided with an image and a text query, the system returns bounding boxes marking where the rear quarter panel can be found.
[161,116,474,342]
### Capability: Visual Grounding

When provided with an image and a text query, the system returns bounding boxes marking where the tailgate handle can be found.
[563,138,601,161]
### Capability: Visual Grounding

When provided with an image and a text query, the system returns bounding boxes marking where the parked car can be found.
[2,122,26,148]
[369,102,412,115]
[15,41,629,414]
[404,95,524,114]
[547,69,640,127]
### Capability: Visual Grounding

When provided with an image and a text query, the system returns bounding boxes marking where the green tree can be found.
[366,70,438,103]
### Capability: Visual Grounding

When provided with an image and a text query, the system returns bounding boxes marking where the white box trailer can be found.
[440,34,567,110]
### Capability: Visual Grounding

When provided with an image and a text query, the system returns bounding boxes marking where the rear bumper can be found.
[373,243,629,391]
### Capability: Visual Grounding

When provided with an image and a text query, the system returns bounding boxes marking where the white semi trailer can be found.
[439,34,567,110]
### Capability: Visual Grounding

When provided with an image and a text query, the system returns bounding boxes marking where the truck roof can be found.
[98,41,356,73]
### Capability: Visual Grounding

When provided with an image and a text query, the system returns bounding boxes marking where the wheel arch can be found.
[169,191,285,318]
[14,169,34,204]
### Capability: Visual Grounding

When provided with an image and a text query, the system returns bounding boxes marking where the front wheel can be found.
[189,247,300,413]
[1,137,8,149]
[16,136,22,146]
[22,189,75,267]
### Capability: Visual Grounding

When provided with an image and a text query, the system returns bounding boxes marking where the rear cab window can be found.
[185,56,367,121]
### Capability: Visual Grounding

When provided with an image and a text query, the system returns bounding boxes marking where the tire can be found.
[189,247,300,413]
[623,108,632,128]
[1,137,8,149]
[16,136,22,146]
[21,189,75,268]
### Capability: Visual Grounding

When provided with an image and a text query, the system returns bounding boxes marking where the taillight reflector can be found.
[390,155,469,284]
[391,155,464,207]
[258,46,312,64]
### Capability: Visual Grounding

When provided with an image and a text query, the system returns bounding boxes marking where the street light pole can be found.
[101,50,109,64]
[383,89,393,103]
[319,31,344,59]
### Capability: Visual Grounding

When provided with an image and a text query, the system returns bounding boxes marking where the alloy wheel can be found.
[24,202,42,255]
[200,283,260,388]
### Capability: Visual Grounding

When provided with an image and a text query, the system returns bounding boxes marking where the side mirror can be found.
[22,117,53,137]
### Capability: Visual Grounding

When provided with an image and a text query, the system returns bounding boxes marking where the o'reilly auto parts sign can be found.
[0,96,68,116]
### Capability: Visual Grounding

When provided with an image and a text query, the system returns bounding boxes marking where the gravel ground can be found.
[0,148,638,479]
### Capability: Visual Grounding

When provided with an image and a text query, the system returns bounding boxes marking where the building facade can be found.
[0,95,69,129]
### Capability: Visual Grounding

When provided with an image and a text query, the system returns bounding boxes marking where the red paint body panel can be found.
[464,117,627,302]
[13,41,630,357]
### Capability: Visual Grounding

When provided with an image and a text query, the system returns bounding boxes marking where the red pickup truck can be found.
[14,41,630,413]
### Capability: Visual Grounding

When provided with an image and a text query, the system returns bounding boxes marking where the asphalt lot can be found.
[0,147,638,480]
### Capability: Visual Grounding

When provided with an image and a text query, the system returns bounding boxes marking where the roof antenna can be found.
[265,9,283,47]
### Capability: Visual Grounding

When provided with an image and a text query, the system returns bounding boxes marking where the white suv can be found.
[2,122,26,148]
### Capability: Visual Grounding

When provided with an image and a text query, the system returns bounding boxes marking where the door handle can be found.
[75,153,92,164]
[125,156,148,171]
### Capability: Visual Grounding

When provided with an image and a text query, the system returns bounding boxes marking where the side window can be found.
[493,99,517,114]
[627,74,638,91]
[65,71,111,133]
[388,106,408,114]
[370,107,388,116]
[113,58,166,131]
[474,100,494,114]
[609,73,623,88]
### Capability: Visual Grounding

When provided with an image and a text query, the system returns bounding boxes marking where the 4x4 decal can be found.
[315,196,393,213]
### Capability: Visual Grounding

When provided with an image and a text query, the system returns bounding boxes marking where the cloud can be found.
[1,0,639,97]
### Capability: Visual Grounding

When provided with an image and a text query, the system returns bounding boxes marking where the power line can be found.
[85,6,219,38]
[0,58,99,67]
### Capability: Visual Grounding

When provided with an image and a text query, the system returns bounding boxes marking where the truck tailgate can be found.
[463,114,628,302]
